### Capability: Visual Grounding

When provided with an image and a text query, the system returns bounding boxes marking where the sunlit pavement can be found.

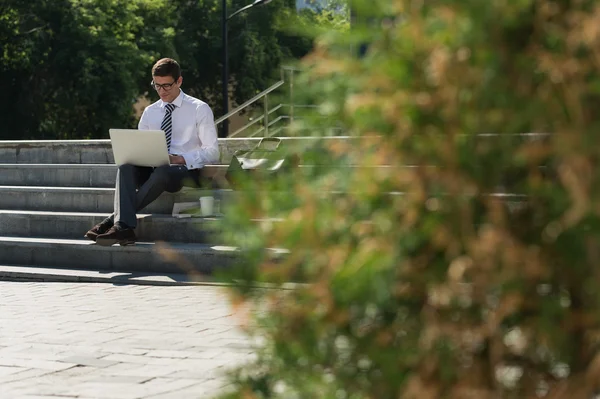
[0,281,256,399]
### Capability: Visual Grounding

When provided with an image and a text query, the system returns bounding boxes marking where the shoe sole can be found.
[95,238,136,247]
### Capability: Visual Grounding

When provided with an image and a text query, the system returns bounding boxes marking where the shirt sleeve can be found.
[138,108,150,130]
[180,103,220,169]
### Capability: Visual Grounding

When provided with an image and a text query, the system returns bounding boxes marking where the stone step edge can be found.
[0,210,281,224]
[0,210,141,217]
[0,236,290,258]
[0,163,116,168]
[0,264,218,286]
[0,136,359,145]
[0,264,301,289]
[0,134,550,146]
[0,209,221,221]
[0,185,527,199]
[0,185,223,193]
[0,235,238,249]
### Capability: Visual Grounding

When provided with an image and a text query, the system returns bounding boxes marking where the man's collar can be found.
[161,90,184,108]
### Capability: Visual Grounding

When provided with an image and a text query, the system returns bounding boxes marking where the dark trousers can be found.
[110,164,201,228]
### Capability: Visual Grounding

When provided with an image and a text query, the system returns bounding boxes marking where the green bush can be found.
[218,0,600,397]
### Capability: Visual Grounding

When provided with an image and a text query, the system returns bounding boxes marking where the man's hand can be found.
[169,154,186,165]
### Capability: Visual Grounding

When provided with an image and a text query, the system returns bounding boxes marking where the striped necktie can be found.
[161,103,176,152]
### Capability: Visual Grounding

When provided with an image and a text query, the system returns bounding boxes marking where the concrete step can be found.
[0,163,400,188]
[0,184,527,215]
[0,164,117,187]
[0,135,549,165]
[0,186,232,214]
[0,137,335,165]
[0,236,239,274]
[0,211,222,243]
[0,140,114,164]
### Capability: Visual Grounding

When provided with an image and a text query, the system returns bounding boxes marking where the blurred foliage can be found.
[217,0,600,398]
[0,0,328,139]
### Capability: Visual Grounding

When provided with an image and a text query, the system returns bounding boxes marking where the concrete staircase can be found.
[0,136,363,275]
[0,134,540,276]
[0,139,265,274]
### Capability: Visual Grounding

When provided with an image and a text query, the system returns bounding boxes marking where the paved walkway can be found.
[0,281,255,399]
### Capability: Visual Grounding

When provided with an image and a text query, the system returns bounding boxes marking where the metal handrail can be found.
[249,127,265,137]
[213,65,317,137]
[268,103,284,115]
[229,115,266,138]
[214,80,285,125]
[267,126,286,136]
[268,115,289,127]
[280,104,319,108]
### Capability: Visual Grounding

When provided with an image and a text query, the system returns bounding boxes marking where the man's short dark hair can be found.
[152,58,181,81]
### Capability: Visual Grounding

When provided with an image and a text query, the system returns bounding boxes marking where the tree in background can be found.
[218,0,600,397]
[0,0,314,139]
[0,0,172,139]
[168,0,313,118]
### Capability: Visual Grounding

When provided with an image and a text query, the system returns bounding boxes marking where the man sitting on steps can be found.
[84,58,220,246]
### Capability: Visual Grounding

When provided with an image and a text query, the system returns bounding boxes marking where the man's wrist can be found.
[169,154,186,165]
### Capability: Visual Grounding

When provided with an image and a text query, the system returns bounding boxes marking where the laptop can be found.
[109,129,170,167]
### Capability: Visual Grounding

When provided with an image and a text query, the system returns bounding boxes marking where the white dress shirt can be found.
[138,90,220,169]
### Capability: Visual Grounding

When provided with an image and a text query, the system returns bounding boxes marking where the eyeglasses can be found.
[151,81,177,91]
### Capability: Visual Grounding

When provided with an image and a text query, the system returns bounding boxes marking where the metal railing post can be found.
[264,95,269,137]
[289,68,294,124]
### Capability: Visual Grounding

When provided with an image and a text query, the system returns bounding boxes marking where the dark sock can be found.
[115,221,130,230]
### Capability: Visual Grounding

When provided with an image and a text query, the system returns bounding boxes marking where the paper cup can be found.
[200,196,215,216]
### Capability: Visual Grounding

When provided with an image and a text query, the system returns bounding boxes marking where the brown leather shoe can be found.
[84,221,113,242]
[95,225,137,247]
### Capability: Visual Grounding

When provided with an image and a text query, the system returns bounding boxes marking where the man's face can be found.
[152,75,182,103]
